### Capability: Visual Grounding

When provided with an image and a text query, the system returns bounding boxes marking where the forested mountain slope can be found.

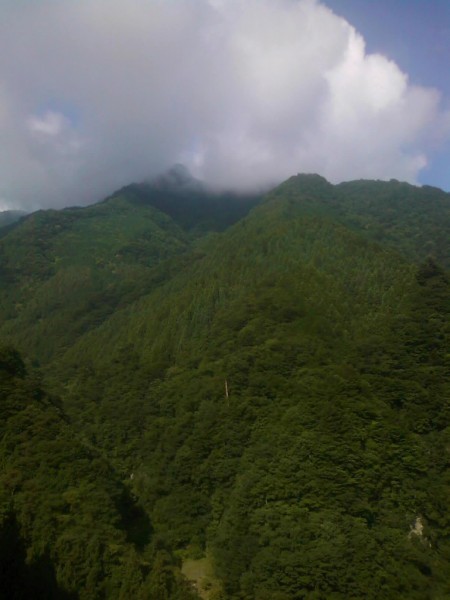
[0,346,197,599]
[0,171,260,365]
[0,173,449,599]
[0,210,27,231]
[273,174,450,267]
[110,163,261,234]
[0,198,188,363]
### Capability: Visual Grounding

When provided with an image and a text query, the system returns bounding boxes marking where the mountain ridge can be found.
[0,170,449,599]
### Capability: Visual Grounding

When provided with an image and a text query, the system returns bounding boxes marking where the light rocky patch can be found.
[181,556,222,600]
[408,515,430,546]
[409,515,424,538]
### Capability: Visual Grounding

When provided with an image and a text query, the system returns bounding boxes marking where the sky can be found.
[325,0,450,191]
[0,0,450,210]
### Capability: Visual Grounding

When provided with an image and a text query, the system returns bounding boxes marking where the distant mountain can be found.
[150,163,204,192]
[0,172,449,599]
[0,209,27,231]
[107,164,262,233]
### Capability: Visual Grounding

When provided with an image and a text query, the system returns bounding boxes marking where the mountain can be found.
[271,174,450,267]
[109,164,261,233]
[0,173,449,599]
[0,169,261,365]
[0,209,27,231]
[0,345,196,599]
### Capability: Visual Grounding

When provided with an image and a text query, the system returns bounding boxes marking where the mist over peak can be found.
[150,164,203,193]
[0,0,449,210]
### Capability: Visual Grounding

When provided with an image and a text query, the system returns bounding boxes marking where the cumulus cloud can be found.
[0,0,448,209]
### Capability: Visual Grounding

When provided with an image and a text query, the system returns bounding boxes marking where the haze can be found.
[0,0,449,210]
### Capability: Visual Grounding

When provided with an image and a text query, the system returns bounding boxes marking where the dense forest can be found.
[0,171,449,599]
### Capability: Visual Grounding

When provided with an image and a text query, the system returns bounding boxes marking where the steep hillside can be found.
[109,164,261,234]
[0,173,449,599]
[50,183,449,599]
[0,171,260,365]
[0,201,188,363]
[0,210,27,230]
[0,345,197,599]
[273,174,450,267]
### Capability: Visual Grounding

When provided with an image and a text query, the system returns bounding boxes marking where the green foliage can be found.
[0,350,199,599]
[272,175,450,268]
[0,344,26,377]
[0,173,449,598]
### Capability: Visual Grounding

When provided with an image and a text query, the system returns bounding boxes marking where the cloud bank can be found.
[0,0,448,209]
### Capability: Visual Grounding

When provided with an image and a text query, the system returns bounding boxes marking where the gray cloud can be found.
[0,0,449,209]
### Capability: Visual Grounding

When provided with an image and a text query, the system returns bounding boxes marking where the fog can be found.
[0,0,448,209]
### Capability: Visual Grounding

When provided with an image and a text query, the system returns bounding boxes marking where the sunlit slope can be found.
[272,174,450,267]
[0,173,449,598]
[0,174,261,365]
[51,185,450,599]
[0,196,190,363]
[0,173,449,367]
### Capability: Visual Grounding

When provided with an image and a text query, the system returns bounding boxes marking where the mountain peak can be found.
[289,172,333,190]
[151,164,203,193]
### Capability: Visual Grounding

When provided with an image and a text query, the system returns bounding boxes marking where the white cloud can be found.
[0,0,448,209]
[28,111,75,137]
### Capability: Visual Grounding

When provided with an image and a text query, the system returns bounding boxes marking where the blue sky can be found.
[326,0,450,190]
[1,0,450,209]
